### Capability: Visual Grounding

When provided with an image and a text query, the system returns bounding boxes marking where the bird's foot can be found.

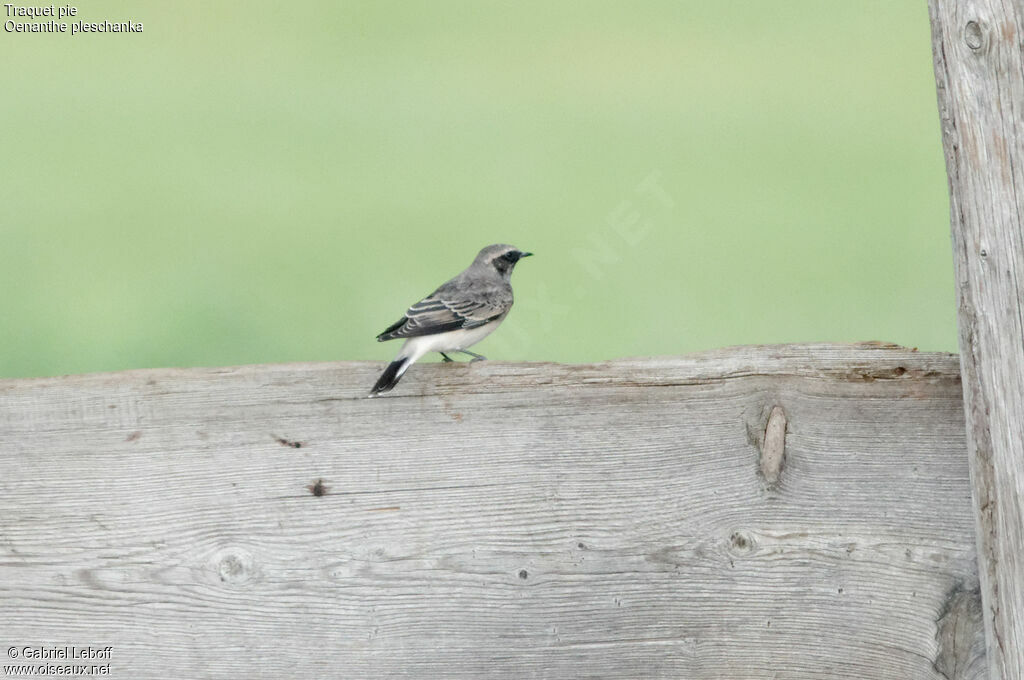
[458,350,487,362]
[439,352,454,363]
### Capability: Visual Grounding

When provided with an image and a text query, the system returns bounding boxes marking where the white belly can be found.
[399,319,504,361]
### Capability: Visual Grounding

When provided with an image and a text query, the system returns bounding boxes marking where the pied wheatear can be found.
[370,244,532,396]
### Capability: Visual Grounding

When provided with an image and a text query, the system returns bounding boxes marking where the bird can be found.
[370,244,533,396]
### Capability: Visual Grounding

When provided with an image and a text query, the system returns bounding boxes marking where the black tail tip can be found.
[370,359,407,396]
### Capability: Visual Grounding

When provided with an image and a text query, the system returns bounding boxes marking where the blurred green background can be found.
[1,1,954,378]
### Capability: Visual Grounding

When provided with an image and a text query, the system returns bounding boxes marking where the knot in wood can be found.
[934,582,986,678]
[964,21,983,50]
[213,547,256,586]
[759,406,787,488]
[728,530,756,556]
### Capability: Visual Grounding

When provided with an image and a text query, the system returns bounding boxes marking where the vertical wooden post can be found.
[929,2,1024,678]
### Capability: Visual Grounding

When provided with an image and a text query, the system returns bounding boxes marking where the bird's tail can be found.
[370,358,410,396]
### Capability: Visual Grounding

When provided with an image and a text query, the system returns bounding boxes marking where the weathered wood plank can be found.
[0,345,983,679]
[929,2,1024,678]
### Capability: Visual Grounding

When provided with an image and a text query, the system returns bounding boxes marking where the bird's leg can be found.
[439,352,455,363]
[458,350,487,362]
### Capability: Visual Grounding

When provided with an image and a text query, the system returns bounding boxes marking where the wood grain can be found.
[929,2,1024,678]
[0,345,983,678]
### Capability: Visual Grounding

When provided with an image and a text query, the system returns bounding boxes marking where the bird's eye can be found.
[502,251,518,263]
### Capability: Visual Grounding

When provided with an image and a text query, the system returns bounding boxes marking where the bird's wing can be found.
[377,284,512,341]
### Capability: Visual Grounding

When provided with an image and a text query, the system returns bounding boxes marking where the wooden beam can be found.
[929,2,1024,678]
[0,346,985,678]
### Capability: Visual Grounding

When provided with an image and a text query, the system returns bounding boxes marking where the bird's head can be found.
[474,244,533,279]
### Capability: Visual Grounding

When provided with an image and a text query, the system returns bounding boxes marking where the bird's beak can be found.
[519,251,533,258]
